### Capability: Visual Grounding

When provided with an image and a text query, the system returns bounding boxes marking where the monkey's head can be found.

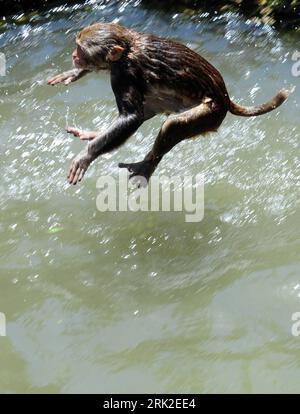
[73,23,132,71]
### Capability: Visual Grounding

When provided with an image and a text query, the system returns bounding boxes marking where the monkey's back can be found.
[130,32,229,109]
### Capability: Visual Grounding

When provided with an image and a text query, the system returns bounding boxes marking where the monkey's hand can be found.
[66,126,98,141]
[47,69,88,86]
[68,149,95,185]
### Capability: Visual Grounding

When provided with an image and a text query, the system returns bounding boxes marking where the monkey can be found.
[48,22,289,185]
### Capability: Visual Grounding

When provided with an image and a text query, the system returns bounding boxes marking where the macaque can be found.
[48,22,289,185]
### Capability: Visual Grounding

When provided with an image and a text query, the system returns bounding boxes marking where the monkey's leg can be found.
[119,101,226,182]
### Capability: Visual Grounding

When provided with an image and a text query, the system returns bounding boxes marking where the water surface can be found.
[1,0,300,393]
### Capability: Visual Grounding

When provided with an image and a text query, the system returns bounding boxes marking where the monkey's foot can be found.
[119,159,156,186]
[66,126,98,141]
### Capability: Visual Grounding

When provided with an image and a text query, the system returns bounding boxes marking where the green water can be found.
[1,0,300,393]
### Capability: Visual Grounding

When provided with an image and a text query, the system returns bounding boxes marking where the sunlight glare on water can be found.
[1,0,300,393]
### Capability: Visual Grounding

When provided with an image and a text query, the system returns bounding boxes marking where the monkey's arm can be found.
[48,68,90,86]
[68,78,144,185]
[68,114,143,185]
[90,114,143,155]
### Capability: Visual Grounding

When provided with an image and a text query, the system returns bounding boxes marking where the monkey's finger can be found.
[48,79,63,86]
[68,162,78,183]
[67,164,72,179]
[79,133,93,140]
[69,171,77,185]
[68,170,75,183]
[65,127,91,140]
[66,126,81,137]
[64,78,73,85]
[78,168,86,182]
[48,75,64,85]
[72,167,83,185]
[47,77,58,84]
[118,162,133,172]
[67,163,73,179]
[47,79,59,85]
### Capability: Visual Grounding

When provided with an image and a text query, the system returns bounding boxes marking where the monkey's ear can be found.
[107,45,125,62]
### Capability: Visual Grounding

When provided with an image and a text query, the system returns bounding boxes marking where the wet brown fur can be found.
[48,23,290,185]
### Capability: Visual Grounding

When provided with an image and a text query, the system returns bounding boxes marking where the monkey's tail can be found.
[228,88,290,117]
